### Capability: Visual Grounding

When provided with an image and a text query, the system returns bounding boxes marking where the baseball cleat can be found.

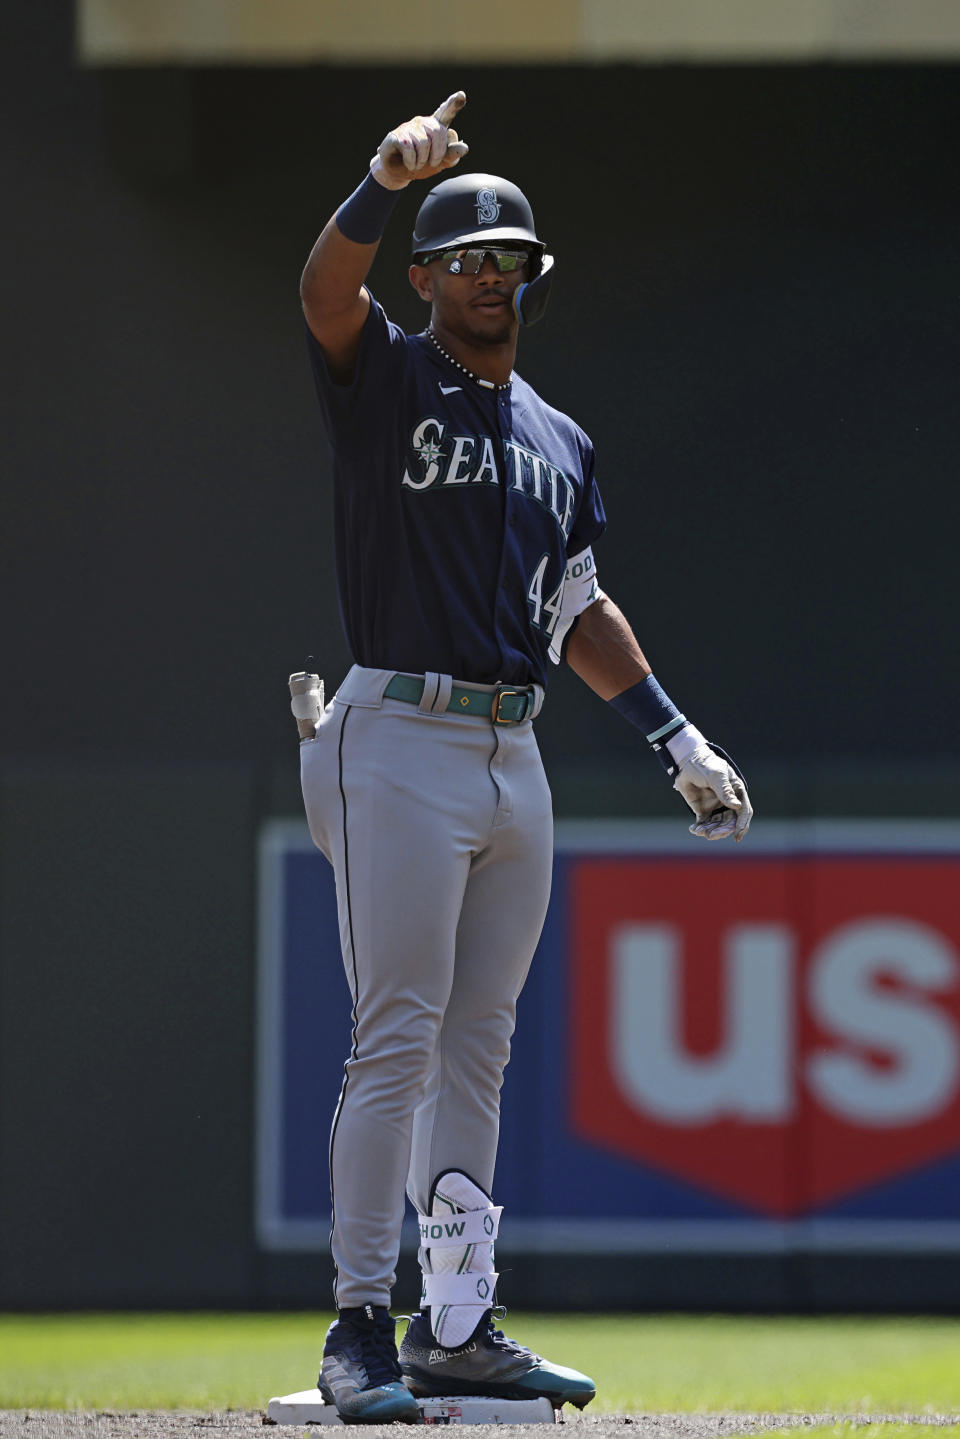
[398,1310,596,1410]
[319,1304,420,1423]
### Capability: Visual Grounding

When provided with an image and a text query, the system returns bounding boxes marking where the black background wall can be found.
[2,4,959,1308]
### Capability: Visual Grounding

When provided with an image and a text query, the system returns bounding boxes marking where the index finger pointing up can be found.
[433,91,466,127]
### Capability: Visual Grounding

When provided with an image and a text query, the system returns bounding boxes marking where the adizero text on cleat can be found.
[319,1304,420,1423]
[399,1310,596,1410]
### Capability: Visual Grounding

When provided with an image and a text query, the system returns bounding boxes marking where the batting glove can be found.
[667,726,753,843]
[370,91,469,191]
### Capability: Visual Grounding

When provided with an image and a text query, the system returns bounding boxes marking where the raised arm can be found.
[567,595,753,842]
[300,91,468,380]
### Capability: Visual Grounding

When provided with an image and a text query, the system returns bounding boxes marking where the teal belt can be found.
[384,674,536,725]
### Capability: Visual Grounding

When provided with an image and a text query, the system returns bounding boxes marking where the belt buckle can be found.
[491,686,530,725]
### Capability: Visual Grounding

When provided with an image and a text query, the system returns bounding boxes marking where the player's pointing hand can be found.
[433,91,467,129]
[370,92,469,191]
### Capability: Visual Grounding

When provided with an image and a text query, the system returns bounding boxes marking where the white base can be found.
[266,1388,558,1425]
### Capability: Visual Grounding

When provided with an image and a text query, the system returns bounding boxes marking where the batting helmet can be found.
[411,172,546,258]
[411,173,555,327]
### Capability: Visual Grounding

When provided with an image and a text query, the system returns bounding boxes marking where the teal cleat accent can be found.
[399,1311,596,1410]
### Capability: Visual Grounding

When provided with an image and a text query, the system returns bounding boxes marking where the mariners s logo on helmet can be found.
[475,188,500,225]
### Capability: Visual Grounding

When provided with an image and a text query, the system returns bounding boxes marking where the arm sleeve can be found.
[304,290,408,442]
[547,546,601,664]
[549,441,606,664]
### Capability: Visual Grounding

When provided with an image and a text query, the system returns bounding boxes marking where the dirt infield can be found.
[3,1413,960,1439]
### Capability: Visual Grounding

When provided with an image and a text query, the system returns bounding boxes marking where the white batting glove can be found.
[668,725,753,843]
[370,91,469,191]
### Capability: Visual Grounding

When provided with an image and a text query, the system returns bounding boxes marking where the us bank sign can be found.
[256,820,960,1252]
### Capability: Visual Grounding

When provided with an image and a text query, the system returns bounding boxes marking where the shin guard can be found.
[418,1170,502,1348]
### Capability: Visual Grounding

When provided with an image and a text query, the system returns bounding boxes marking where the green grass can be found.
[517,1315,960,1416]
[1,1314,959,1414]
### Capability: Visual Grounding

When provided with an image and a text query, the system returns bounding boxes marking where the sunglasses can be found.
[424,247,532,275]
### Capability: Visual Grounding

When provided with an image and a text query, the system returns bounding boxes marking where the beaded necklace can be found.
[426,327,512,392]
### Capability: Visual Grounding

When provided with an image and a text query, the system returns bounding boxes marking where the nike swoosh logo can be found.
[439,384,462,395]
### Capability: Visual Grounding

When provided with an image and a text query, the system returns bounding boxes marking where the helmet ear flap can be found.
[513,253,554,326]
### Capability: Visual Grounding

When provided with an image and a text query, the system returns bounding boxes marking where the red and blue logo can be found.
[569,852,960,1217]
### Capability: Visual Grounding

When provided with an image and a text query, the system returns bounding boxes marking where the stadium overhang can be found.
[78,0,960,65]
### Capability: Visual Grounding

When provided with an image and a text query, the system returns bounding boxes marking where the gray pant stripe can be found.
[329,705,358,1309]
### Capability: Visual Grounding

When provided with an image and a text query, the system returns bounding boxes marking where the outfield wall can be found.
[255,819,960,1296]
[4,770,960,1312]
[6,54,959,776]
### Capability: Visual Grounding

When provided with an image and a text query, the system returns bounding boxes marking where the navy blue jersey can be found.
[306,293,606,688]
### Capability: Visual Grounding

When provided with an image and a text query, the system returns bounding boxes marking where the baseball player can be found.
[296,91,753,1423]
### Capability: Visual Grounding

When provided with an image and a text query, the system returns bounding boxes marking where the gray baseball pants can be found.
[299,665,553,1309]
